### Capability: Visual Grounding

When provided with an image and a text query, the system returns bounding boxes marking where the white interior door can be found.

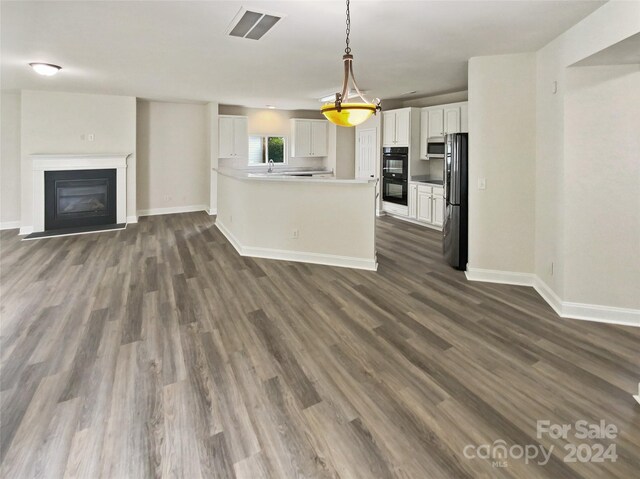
[357,128,377,179]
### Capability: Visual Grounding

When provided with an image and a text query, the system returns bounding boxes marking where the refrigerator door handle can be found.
[444,136,450,204]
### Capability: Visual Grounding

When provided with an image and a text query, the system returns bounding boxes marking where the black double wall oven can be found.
[382,147,408,206]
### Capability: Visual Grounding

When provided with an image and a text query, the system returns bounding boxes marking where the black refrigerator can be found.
[443,133,468,270]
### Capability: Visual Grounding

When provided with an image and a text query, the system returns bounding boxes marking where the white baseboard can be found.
[558,299,639,326]
[531,275,563,316]
[382,211,443,231]
[21,224,127,241]
[19,226,33,236]
[207,208,217,216]
[465,267,535,287]
[216,220,378,271]
[465,267,639,327]
[0,220,21,231]
[126,215,138,224]
[137,204,208,217]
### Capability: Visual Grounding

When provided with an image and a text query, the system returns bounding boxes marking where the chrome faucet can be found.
[268,159,274,173]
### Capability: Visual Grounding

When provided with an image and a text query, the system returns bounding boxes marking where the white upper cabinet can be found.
[460,102,468,133]
[219,115,248,158]
[427,108,445,139]
[444,107,461,135]
[395,110,410,146]
[383,112,396,147]
[419,109,429,159]
[311,121,328,157]
[291,119,328,157]
[383,108,411,147]
[420,102,468,159]
[293,120,311,157]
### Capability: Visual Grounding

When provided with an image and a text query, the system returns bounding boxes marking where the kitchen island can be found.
[215,168,378,270]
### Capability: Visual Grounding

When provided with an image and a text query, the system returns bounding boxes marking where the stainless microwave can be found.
[426,141,445,159]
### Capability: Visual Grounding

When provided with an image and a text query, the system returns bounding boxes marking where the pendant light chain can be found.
[345,0,351,55]
[321,0,380,127]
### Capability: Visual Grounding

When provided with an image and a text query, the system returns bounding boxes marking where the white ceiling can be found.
[1,0,605,109]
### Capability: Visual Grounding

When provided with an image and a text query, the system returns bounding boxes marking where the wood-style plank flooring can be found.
[1,212,638,478]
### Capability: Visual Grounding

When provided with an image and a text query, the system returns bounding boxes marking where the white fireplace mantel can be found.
[30,154,130,233]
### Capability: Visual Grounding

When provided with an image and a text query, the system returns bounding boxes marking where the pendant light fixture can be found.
[321,0,381,127]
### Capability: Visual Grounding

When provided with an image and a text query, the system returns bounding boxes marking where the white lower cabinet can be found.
[408,183,418,218]
[416,188,432,223]
[432,194,444,227]
[406,183,444,229]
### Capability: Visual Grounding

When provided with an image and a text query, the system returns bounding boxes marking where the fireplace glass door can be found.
[45,169,117,231]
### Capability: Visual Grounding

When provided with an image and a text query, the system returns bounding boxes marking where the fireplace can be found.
[28,154,129,236]
[45,169,117,231]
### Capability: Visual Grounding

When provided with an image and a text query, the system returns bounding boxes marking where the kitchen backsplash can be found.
[428,158,445,180]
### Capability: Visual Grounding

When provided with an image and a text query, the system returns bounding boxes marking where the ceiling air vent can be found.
[227,7,283,40]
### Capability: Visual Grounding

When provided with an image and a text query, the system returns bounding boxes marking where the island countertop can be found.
[214,167,377,185]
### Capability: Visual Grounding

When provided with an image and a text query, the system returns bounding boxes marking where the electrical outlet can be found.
[478,178,486,190]
[292,229,299,239]
[87,133,95,141]
[550,262,554,276]
[229,215,233,223]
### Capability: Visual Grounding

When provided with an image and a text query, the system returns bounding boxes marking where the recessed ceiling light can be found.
[29,63,62,76]
[266,105,276,109]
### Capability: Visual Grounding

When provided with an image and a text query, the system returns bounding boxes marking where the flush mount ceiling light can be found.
[321,0,381,127]
[29,62,62,76]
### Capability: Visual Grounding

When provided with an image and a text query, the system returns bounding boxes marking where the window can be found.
[248,136,286,165]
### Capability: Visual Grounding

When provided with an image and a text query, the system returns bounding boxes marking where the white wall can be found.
[467,53,537,274]
[535,0,640,315]
[334,125,356,179]
[136,100,209,215]
[563,65,640,309]
[20,91,137,228]
[208,102,218,214]
[217,173,376,269]
[468,1,640,322]
[1,92,21,228]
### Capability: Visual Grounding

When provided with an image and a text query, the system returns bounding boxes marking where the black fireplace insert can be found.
[45,169,117,231]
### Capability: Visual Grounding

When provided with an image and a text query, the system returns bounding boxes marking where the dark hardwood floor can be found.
[1,212,638,478]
